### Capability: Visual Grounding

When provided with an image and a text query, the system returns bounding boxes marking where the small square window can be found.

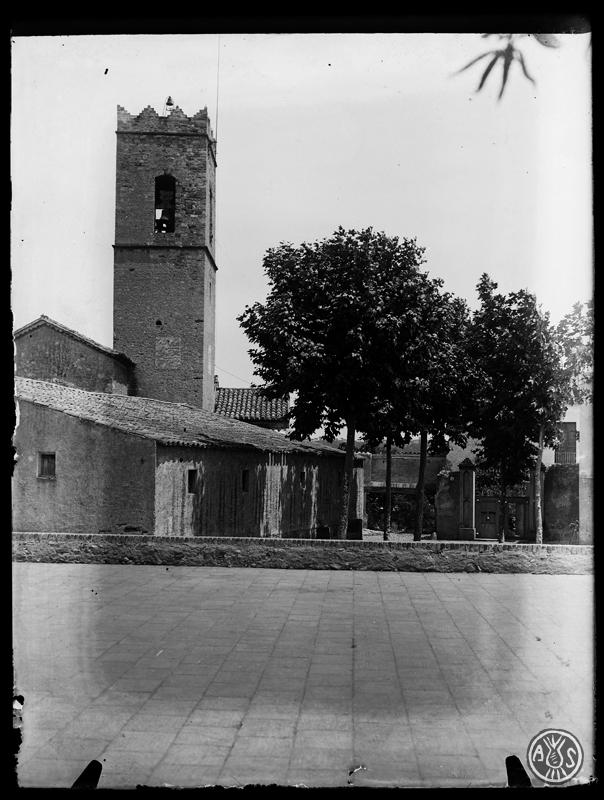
[187,469,198,494]
[38,452,56,479]
[242,469,250,493]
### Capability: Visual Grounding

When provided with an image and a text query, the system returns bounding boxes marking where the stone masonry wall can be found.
[543,464,580,542]
[115,106,215,248]
[12,533,593,575]
[578,403,593,544]
[113,247,214,408]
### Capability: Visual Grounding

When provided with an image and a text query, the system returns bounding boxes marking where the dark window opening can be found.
[154,174,176,234]
[242,469,250,493]
[187,469,198,494]
[555,421,577,465]
[38,452,56,479]
[300,470,306,486]
[156,320,162,327]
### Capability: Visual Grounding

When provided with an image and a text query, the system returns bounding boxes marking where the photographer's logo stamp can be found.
[527,729,583,784]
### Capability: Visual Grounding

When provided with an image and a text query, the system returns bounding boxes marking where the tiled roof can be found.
[14,378,342,457]
[13,316,134,365]
[215,387,290,423]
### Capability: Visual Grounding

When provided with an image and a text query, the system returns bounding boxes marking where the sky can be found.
[11,33,592,389]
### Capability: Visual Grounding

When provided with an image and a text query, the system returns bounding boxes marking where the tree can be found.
[238,226,429,539]
[357,409,412,541]
[556,300,593,404]
[456,33,562,100]
[467,275,570,542]
[347,267,468,542]
[362,288,477,543]
[401,292,476,540]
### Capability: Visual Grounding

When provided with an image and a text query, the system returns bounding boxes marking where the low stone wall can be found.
[12,533,593,574]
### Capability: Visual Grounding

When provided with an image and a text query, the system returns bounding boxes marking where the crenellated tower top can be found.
[117,104,215,144]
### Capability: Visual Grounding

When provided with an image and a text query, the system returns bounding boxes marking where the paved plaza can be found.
[13,563,594,788]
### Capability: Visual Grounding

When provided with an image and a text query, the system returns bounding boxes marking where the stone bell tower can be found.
[113,102,217,410]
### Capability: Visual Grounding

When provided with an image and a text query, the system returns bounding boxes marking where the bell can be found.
[166,96,174,107]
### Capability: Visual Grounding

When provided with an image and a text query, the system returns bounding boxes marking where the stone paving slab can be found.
[13,564,594,788]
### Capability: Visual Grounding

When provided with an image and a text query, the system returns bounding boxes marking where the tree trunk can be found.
[534,423,545,544]
[383,433,392,541]
[414,428,428,542]
[499,481,507,543]
[336,421,356,540]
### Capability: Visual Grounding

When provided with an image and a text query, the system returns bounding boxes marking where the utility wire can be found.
[215,363,255,387]
[215,34,221,144]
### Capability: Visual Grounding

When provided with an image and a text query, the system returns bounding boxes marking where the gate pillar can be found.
[458,458,477,540]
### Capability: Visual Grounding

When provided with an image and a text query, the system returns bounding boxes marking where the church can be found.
[12,102,364,538]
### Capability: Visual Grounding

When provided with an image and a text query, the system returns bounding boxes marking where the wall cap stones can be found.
[11,531,594,555]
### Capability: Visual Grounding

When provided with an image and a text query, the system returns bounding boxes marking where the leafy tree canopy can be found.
[467,273,570,488]
[238,226,431,442]
[555,300,593,404]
